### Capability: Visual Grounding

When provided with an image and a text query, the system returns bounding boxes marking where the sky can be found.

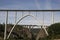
[0,0,60,26]
[0,0,60,10]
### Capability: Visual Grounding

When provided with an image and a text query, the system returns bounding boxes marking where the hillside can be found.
[0,24,32,40]
[0,23,60,40]
[0,24,44,40]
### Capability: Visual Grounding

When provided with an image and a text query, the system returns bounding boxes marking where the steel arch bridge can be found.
[0,10,60,40]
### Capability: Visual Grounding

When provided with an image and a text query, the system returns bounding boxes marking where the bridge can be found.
[0,10,60,40]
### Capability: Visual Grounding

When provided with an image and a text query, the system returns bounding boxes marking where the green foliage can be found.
[48,23,60,39]
[0,24,31,40]
[1,23,60,40]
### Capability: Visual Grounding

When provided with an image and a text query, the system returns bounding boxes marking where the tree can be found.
[48,23,60,39]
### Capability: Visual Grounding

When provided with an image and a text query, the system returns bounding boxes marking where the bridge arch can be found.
[7,14,48,39]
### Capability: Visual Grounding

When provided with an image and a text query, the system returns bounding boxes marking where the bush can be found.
[48,23,60,39]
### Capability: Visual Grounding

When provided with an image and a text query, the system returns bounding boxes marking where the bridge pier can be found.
[4,11,8,40]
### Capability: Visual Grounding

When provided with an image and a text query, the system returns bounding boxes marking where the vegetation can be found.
[0,23,60,40]
[47,23,60,39]
[0,24,32,40]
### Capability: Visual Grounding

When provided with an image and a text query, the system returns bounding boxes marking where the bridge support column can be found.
[4,11,8,40]
[15,11,17,23]
[29,26,31,31]
[51,12,54,24]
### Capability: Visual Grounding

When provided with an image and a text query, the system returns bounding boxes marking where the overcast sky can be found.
[0,0,60,26]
